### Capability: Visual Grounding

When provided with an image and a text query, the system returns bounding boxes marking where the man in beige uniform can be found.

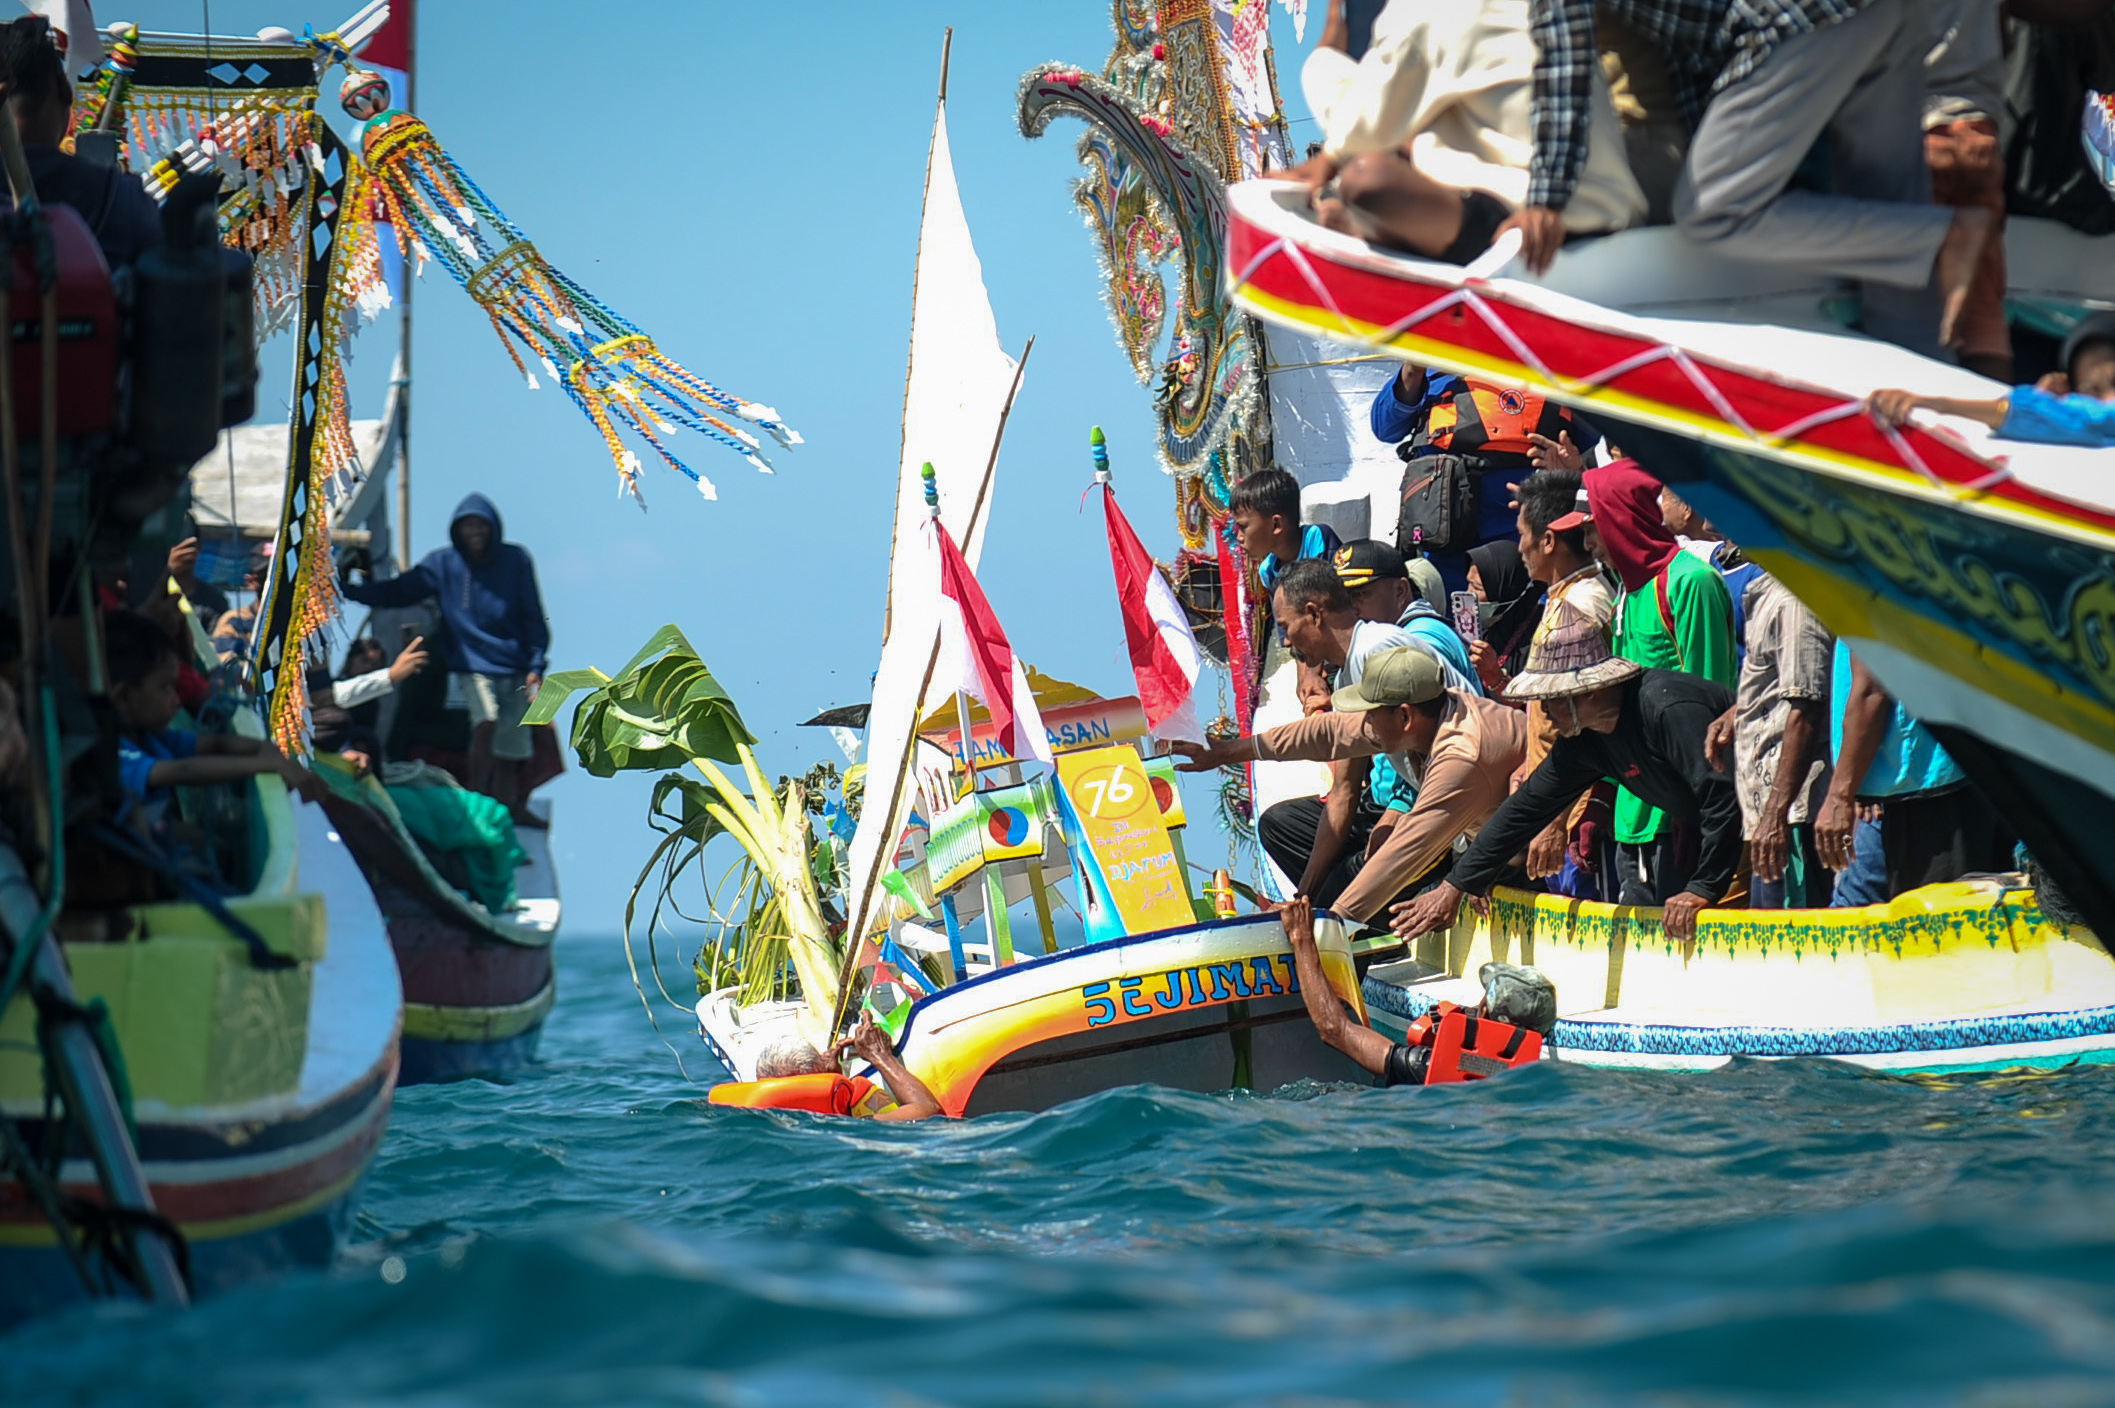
[1172,648,1527,928]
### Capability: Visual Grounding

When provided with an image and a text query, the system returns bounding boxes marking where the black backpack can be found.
[1396,450,1480,556]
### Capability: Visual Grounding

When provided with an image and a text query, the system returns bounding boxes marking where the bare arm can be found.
[1816,655,1890,872]
[175,734,326,801]
[1867,388,2009,431]
[1281,898,1394,1076]
[839,1014,946,1122]
[1753,698,1824,883]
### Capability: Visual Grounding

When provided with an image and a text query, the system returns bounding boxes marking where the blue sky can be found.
[129,0,1318,932]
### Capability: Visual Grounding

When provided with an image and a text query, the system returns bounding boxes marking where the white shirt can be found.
[1301,0,1646,235]
[334,667,396,711]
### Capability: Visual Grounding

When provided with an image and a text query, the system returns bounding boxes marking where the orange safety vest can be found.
[707,1073,895,1116]
[1401,1002,1545,1082]
[1425,382,1575,458]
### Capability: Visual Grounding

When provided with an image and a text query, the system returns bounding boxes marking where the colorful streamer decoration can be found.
[339,70,800,504]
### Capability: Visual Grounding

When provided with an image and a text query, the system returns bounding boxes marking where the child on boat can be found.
[106,612,327,833]
[1228,468,1340,592]
[1865,313,2115,449]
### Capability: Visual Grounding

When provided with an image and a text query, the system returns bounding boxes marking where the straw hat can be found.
[1503,604,1639,701]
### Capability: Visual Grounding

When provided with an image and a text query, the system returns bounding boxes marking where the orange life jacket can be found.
[1426,382,1574,458]
[1401,1002,1544,1082]
[707,1073,894,1116]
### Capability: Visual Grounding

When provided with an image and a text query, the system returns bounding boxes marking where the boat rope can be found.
[1228,232,2019,500]
[86,823,297,971]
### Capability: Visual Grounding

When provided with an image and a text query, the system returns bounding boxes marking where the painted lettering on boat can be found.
[1081,955,1301,1027]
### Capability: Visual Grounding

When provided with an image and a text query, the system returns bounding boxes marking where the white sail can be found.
[843,53,1023,955]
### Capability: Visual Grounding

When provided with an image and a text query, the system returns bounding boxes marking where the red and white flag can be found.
[1102,486,1204,742]
[935,521,1052,766]
[357,0,414,304]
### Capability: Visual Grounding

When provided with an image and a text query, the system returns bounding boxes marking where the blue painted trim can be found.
[939,895,967,985]
[1362,975,2115,1058]
[892,909,1335,1054]
[398,1025,545,1085]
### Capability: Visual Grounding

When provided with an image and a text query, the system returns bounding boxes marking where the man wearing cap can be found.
[1334,539,1479,694]
[1279,896,1557,1085]
[1391,607,1740,942]
[1172,645,1527,928]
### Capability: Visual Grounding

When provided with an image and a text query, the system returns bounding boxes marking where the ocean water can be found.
[6,936,2115,1407]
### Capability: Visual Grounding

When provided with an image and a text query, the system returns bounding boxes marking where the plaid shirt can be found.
[1527,0,1870,210]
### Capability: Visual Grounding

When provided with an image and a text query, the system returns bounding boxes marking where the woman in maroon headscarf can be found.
[1582,460,1735,906]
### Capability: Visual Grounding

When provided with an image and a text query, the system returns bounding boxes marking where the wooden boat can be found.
[1223,176,2115,943]
[701,728,1371,1113]
[315,760,559,1084]
[1363,881,2115,1075]
[0,767,401,1322]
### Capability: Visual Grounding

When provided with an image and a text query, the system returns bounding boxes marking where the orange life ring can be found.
[708,1072,887,1115]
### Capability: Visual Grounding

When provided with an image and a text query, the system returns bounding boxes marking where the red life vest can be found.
[708,1073,892,1116]
[1401,1002,1544,1082]
[1426,382,1575,458]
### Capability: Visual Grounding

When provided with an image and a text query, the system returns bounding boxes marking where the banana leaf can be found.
[524,623,755,777]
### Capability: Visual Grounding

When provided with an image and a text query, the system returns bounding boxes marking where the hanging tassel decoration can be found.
[341,71,799,504]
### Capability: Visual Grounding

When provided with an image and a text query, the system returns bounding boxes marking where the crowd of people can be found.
[1178,442,2022,946]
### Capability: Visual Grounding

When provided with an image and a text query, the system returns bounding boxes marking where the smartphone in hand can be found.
[1450,591,1481,643]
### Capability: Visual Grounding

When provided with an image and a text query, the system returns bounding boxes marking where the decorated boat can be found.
[1364,882,2115,1074]
[1004,1,2115,1075]
[1220,178,2115,942]
[701,704,1371,1113]
[313,759,558,1083]
[1,657,401,1323]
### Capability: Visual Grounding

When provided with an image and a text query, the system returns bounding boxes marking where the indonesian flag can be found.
[358,0,414,306]
[934,521,1053,766]
[1101,486,1204,742]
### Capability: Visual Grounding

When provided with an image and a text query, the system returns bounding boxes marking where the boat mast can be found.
[394,4,416,570]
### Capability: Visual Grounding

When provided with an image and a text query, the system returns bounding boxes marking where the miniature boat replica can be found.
[1224,177,2115,942]
[0,765,401,1321]
[314,760,558,1084]
[1365,880,2115,1075]
[702,729,1370,1115]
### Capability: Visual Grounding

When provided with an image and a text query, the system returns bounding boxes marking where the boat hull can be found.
[1363,883,2115,1075]
[0,801,402,1323]
[0,1054,395,1323]
[889,913,1370,1114]
[701,914,1374,1112]
[321,786,558,1084]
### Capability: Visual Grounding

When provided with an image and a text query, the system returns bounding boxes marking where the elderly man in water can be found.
[755,1014,947,1122]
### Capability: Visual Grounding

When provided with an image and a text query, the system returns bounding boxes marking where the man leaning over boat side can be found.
[1391,605,1740,943]
[1171,646,1529,932]
[1242,560,1491,909]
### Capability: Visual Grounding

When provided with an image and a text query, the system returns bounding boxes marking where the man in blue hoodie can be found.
[343,494,550,820]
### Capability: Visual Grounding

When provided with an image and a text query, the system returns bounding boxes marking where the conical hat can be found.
[1503,603,1639,701]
